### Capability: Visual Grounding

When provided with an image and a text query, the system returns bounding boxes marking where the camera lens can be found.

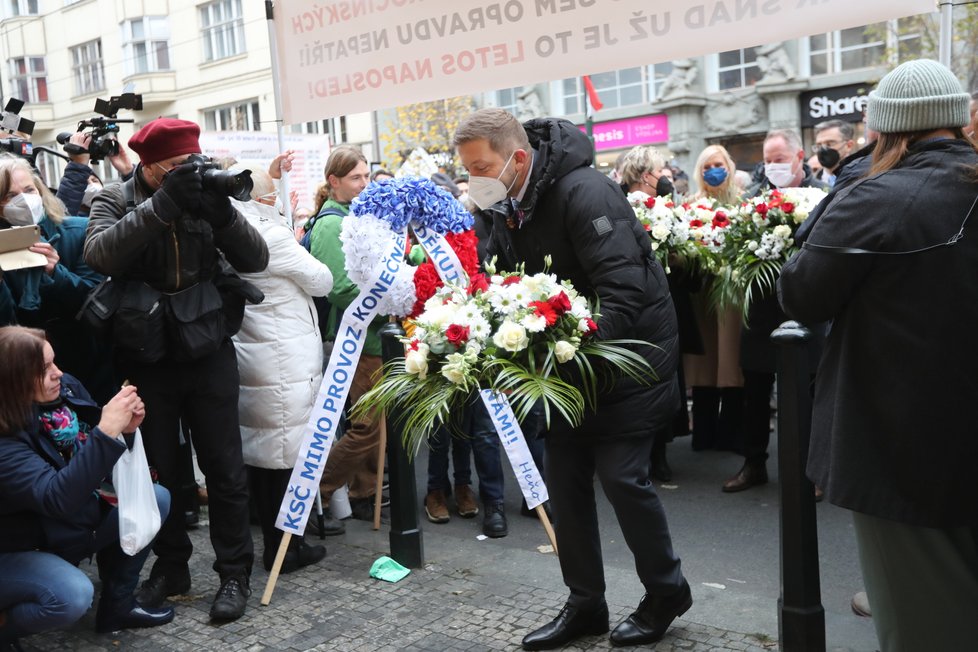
[201,168,253,201]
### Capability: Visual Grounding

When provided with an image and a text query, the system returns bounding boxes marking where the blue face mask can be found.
[703,167,728,187]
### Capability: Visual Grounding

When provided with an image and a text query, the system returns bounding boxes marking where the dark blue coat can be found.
[56,161,92,218]
[0,375,126,563]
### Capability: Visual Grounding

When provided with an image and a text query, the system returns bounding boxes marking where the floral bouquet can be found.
[353,259,657,454]
[710,186,827,313]
[628,192,701,273]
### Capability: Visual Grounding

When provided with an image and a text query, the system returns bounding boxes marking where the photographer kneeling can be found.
[83,119,269,622]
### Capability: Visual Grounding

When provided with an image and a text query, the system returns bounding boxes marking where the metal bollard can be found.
[380,322,424,568]
[772,321,825,652]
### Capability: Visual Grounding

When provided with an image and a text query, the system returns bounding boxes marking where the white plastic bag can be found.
[112,429,161,556]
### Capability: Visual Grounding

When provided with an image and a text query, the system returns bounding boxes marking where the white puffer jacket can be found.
[232,200,333,469]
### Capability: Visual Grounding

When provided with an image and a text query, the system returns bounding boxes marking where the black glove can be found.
[151,164,201,222]
[199,190,234,229]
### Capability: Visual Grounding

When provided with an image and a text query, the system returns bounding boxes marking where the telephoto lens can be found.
[186,154,254,201]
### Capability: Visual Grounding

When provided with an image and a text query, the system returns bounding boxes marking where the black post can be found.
[380,322,424,568]
[772,321,825,652]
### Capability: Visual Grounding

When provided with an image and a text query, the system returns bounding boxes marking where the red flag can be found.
[582,75,603,113]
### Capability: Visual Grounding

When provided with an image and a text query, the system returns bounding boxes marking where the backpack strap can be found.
[122,177,137,212]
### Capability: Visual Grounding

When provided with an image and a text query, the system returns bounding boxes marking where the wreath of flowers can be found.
[341,177,480,318]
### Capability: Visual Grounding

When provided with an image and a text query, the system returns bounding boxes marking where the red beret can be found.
[129,118,201,164]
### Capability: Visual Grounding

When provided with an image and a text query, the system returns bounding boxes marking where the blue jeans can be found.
[0,551,93,641]
[427,397,505,504]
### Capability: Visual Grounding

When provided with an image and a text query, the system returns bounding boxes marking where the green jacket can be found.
[309,198,383,356]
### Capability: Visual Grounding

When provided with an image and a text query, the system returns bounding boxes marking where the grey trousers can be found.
[853,511,978,652]
[545,434,684,608]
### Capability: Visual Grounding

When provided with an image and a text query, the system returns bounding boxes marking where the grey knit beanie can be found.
[867,59,970,133]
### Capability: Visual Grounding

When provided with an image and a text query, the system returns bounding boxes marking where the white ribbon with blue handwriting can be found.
[276,228,407,534]
[479,390,549,510]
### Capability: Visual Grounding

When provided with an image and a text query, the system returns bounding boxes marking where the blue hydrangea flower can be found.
[351,176,474,234]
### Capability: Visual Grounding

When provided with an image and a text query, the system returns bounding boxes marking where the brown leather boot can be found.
[424,489,450,523]
[722,461,768,493]
[454,484,479,518]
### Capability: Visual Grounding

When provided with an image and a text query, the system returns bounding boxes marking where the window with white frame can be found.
[807,18,923,76]
[290,116,345,143]
[200,0,245,62]
[203,99,259,131]
[6,0,38,17]
[716,47,762,91]
[121,17,171,76]
[70,40,105,96]
[561,67,648,114]
[495,87,520,113]
[9,56,47,103]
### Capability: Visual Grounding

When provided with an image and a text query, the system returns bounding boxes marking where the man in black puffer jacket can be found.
[454,109,690,651]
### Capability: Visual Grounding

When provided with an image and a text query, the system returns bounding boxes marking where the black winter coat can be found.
[779,138,978,527]
[85,170,269,293]
[485,118,679,440]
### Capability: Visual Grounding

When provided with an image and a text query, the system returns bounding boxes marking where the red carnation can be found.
[755,203,769,216]
[781,202,795,213]
[711,212,731,229]
[665,201,675,208]
[529,300,558,327]
[689,219,704,228]
[644,223,652,231]
[585,318,599,336]
[468,273,490,295]
[644,196,656,208]
[503,275,522,286]
[410,263,440,318]
[408,340,420,351]
[445,324,470,346]
[548,291,572,315]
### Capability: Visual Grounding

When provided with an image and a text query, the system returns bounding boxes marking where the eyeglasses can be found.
[812,141,843,152]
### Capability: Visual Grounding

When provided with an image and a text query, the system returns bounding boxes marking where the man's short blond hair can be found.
[453,108,530,156]
[765,128,803,153]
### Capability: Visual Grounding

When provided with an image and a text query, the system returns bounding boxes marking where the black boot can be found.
[690,387,720,451]
[262,536,326,574]
[256,467,326,574]
[96,545,174,633]
[610,579,692,646]
[522,602,609,650]
[482,502,508,538]
[722,460,768,493]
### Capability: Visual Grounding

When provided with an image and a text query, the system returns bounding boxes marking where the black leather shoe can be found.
[263,539,326,574]
[522,602,609,650]
[722,462,768,493]
[96,600,175,633]
[610,580,693,647]
[482,502,508,538]
[134,570,191,609]
[209,575,250,621]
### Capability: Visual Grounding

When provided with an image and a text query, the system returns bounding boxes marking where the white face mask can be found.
[3,192,44,226]
[764,162,796,188]
[468,151,518,210]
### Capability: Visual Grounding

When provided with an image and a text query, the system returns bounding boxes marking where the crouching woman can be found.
[0,326,173,647]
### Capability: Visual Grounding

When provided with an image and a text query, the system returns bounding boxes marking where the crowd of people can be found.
[1,57,976,652]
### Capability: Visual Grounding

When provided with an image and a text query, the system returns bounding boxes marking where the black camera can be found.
[185,154,253,201]
[0,98,36,163]
[57,93,142,163]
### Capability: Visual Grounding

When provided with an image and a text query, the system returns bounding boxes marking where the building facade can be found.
[0,0,373,188]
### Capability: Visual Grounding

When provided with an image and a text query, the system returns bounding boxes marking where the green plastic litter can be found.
[369,556,411,583]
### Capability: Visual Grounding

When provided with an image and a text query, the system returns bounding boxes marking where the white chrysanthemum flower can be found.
[468,316,492,340]
[521,313,547,333]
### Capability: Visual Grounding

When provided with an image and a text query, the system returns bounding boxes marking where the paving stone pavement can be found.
[26,516,779,652]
